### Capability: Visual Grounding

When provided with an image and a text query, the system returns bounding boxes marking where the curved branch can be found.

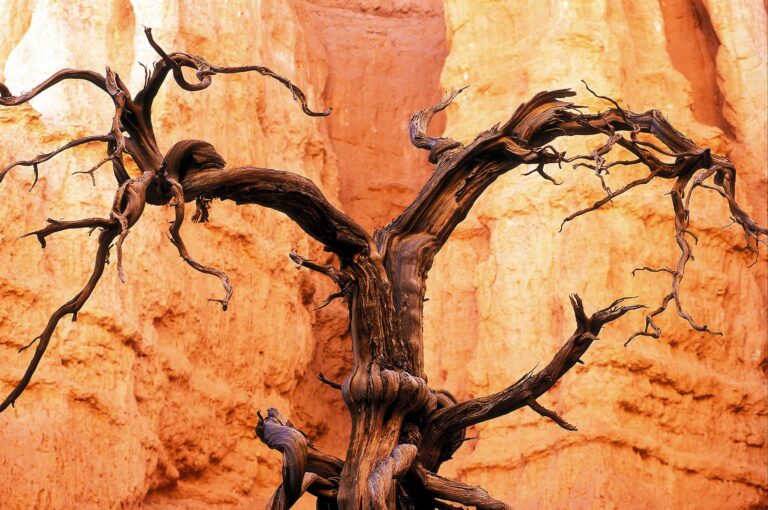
[0,163,156,412]
[71,69,129,187]
[257,408,310,509]
[414,464,511,510]
[0,226,118,412]
[166,178,233,310]
[318,372,343,390]
[379,87,766,372]
[21,216,115,249]
[180,166,371,260]
[409,87,466,163]
[419,294,644,467]
[136,28,330,121]
[0,69,108,106]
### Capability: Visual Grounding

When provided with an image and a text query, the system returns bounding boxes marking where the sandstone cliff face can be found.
[0,1,765,509]
[425,1,767,508]
[0,1,344,507]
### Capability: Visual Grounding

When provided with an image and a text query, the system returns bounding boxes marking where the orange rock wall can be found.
[425,1,767,508]
[0,1,765,509]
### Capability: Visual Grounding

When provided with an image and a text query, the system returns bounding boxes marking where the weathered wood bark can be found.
[0,30,765,509]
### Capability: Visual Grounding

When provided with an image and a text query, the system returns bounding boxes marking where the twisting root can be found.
[167,178,233,311]
[255,408,343,507]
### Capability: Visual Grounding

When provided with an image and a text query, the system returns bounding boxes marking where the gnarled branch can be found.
[136,27,330,123]
[409,87,466,163]
[180,166,372,261]
[414,464,511,510]
[0,226,117,412]
[0,69,108,106]
[419,294,644,468]
[378,86,766,374]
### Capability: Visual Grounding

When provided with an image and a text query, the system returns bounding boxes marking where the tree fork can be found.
[0,29,765,510]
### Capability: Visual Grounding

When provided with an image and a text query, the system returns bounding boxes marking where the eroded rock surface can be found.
[0,1,765,509]
[424,1,767,509]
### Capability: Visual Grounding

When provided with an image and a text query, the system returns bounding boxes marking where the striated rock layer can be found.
[425,1,767,509]
[0,1,764,509]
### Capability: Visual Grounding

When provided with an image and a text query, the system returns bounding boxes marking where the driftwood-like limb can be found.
[409,87,465,163]
[526,397,577,431]
[419,295,644,469]
[0,227,117,412]
[21,217,115,249]
[414,465,511,510]
[0,69,108,105]
[181,166,372,260]
[167,178,233,310]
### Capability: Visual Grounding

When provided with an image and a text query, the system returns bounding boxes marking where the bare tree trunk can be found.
[0,29,765,509]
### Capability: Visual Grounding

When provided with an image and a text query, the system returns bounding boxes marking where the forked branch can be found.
[0,29,342,412]
[380,86,767,356]
[0,227,118,412]
[422,295,644,457]
[0,135,114,189]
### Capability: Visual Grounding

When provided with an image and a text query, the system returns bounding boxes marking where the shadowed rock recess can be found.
[0,1,765,509]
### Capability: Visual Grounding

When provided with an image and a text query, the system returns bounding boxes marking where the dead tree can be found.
[0,30,765,509]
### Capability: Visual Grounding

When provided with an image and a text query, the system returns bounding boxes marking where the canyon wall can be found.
[424,1,767,508]
[0,1,765,509]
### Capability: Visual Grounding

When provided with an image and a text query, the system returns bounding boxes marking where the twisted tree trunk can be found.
[0,29,765,509]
